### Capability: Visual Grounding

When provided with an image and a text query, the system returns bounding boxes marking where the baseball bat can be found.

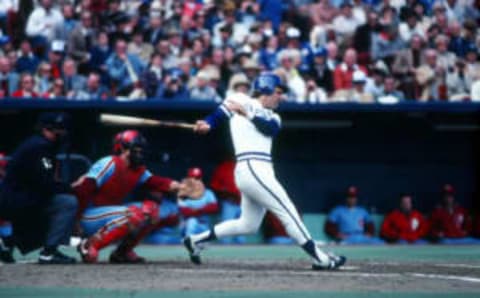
[99,113,196,130]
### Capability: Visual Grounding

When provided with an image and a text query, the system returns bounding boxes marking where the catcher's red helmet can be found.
[112,130,147,155]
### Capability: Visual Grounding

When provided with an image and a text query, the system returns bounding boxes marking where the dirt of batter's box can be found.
[1,259,480,292]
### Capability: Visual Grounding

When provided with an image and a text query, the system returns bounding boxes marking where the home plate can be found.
[340,266,359,270]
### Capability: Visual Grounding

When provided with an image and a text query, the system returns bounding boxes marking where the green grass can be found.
[1,288,479,298]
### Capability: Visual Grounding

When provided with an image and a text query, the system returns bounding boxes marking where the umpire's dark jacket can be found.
[0,134,70,253]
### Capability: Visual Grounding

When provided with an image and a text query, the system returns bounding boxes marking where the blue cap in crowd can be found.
[314,47,328,58]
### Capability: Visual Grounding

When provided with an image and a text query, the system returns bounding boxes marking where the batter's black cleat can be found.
[312,255,347,271]
[0,237,15,264]
[38,249,77,264]
[183,236,202,265]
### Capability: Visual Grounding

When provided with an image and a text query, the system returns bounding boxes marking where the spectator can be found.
[415,49,443,101]
[310,0,338,27]
[55,2,77,42]
[15,39,40,74]
[435,34,456,72]
[446,59,472,101]
[284,26,314,73]
[226,73,250,97]
[305,78,329,103]
[142,52,164,98]
[259,35,280,71]
[349,70,374,103]
[364,66,386,100]
[380,194,429,244]
[155,39,177,70]
[325,186,384,244]
[392,34,426,99]
[398,10,424,43]
[429,184,479,244]
[155,68,189,100]
[371,25,405,68]
[128,30,153,64]
[258,0,283,31]
[0,55,19,97]
[210,160,245,244]
[106,39,145,96]
[326,41,339,71]
[67,11,96,75]
[443,0,468,23]
[145,14,164,45]
[263,211,295,244]
[25,0,64,52]
[11,73,37,98]
[447,21,472,58]
[42,77,65,99]
[333,48,367,91]
[62,59,86,98]
[241,58,262,82]
[276,50,307,102]
[377,75,406,103]
[177,167,219,238]
[307,47,333,94]
[34,62,53,95]
[88,31,112,85]
[353,9,382,66]
[464,44,480,86]
[471,79,480,102]
[73,72,109,101]
[46,41,64,79]
[332,1,362,45]
[189,70,221,102]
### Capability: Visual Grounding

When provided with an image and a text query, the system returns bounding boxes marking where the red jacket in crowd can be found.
[429,205,472,239]
[380,209,429,242]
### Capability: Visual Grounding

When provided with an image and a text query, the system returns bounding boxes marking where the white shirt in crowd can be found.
[26,5,64,41]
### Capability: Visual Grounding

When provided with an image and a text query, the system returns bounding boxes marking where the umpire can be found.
[0,112,78,264]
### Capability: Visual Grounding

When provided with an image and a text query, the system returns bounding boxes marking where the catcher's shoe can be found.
[183,236,202,265]
[312,254,347,271]
[0,237,15,264]
[77,239,98,263]
[109,250,146,264]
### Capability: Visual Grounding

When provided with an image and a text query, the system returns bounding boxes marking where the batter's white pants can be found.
[213,159,312,245]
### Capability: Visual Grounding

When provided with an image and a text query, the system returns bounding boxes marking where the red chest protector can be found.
[92,156,147,206]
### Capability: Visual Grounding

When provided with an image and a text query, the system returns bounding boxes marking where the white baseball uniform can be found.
[200,93,316,247]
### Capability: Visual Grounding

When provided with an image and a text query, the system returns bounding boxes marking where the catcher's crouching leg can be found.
[79,205,146,263]
[110,200,160,264]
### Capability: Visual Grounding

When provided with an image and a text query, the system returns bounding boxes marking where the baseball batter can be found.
[184,73,346,270]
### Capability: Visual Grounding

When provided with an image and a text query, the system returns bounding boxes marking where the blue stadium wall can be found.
[1,100,479,214]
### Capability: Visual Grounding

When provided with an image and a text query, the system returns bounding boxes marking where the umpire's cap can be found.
[37,112,71,130]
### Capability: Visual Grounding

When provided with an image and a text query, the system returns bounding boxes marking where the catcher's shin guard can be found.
[82,205,145,263]
[114,200,160,254]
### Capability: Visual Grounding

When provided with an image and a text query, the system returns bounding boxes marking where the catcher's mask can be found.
[113,130,148,167]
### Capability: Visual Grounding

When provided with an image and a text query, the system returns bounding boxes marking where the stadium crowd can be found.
[0,0,479,102]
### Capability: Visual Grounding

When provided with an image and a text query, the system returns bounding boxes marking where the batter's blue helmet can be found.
[252,73,286,95]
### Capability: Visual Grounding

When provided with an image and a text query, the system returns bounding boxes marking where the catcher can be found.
[177,168,219,237]
[73,130,180,263]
